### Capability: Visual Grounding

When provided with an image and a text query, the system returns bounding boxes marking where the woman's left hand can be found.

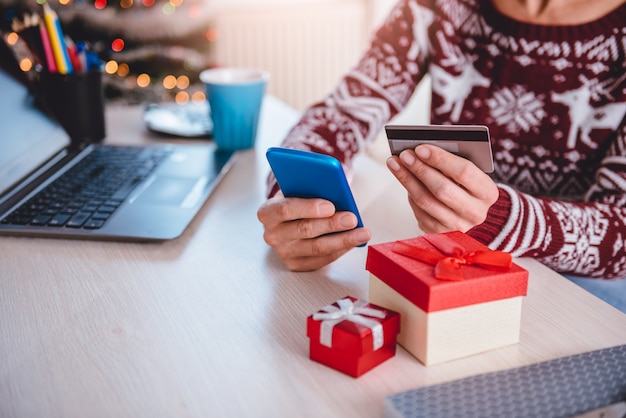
[386,144,499,233]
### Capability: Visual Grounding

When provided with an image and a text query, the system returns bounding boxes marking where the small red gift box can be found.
[366,231,528,365]
[307,296,400,377]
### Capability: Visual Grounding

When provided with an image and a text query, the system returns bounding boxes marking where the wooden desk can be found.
[1,97,625,418]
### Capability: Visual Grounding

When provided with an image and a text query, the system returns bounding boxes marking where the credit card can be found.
[385,124,494,173]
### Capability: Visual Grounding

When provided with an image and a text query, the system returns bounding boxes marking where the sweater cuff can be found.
[268,182,281,199]
[467,186,512,247]
[266,171,280,199]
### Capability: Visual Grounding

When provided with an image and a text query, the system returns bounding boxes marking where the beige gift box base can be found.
[369,274,523,366]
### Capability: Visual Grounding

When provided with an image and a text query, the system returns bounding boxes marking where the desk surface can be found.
[1,97,626,418]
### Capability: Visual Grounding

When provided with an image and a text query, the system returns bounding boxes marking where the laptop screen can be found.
[0,68,70,197]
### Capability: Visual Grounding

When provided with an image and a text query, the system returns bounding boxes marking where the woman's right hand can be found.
[256,193,371,271]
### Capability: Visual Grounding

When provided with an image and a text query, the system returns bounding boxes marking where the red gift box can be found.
[306,296,400,378]
[366,231,528,312]
[366,231,529,365]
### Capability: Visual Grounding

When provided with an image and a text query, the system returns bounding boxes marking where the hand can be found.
[386,144,499,234]
[257,192,372,271]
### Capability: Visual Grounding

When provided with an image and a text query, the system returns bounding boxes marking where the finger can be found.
[389,154,459,221]
[257,196,335,226]
[399,147,491,219]
[407,195,461,234]
[390,153,484,231]
[411,145,499,225]
[283,249,348,272]
[386,155,436,202]
[413,145,497,201]
[266,210,357,244]
[278,227,372,271]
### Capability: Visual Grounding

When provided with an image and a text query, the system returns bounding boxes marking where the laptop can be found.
[0,52,235,241]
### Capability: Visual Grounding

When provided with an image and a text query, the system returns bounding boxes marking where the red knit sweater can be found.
[271,0,626,278]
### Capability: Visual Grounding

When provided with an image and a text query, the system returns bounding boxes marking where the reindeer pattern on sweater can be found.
[275,0,626,278]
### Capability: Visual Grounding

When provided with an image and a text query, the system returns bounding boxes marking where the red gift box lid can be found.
[307,296,400,355]
[366,231,528,312]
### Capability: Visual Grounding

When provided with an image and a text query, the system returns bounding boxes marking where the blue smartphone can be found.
[265,147,365,231]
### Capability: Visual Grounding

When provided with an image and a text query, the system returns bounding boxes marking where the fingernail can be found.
[319,201,335,216]
[355,229,371,242]
[340,213,356,228]
[415,145,431,160]
[386,157,401,172]
[400,151,416,165]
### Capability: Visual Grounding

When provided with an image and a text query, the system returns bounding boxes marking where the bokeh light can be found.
[176,75,189,89]
[105,60,119,74]
[161,2,175,15]
[205,28,218,42]
[136,73,151,88]
[162,75,177,89]
[94,0,107,10]
[174,91,190,104]
[117,63,130,77]
[19,58,33,72]
[5,32,19,46]
[111,38,125,52]
[191,91,206,103]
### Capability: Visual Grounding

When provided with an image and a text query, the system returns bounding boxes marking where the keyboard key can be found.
[48,214,70,226]
[84,219,105,229]
[82,204,99,212]
[31,215,52,226]
[66,212,92,228]
[98,205,116,213]
[90,212,111,221]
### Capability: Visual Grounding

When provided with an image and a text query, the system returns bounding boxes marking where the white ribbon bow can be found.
[312,298,386,351]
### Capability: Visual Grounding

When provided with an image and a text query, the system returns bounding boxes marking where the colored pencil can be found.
[42,2,73,74]
[39,20,58,73]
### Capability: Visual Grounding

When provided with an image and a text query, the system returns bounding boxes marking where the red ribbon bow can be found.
[392,233,512,281]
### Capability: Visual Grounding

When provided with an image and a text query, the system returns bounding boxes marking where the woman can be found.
[257,0,626,311]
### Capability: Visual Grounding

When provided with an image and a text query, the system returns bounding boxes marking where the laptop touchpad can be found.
[132,176,198,206]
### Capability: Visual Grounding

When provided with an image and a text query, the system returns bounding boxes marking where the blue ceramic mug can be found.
[200,67,269,151]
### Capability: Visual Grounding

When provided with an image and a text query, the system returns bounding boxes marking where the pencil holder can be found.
[37,69,106,146]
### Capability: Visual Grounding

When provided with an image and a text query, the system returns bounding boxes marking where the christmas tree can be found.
[0,0,216,104]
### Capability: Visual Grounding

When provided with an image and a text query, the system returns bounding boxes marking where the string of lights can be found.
[1,0,218,104]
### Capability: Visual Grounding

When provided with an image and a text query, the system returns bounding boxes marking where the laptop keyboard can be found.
[1,146,171,230]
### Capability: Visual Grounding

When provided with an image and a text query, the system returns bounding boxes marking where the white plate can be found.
[143,102,213,138]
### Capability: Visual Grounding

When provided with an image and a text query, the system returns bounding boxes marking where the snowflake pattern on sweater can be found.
[272,0,626,278]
